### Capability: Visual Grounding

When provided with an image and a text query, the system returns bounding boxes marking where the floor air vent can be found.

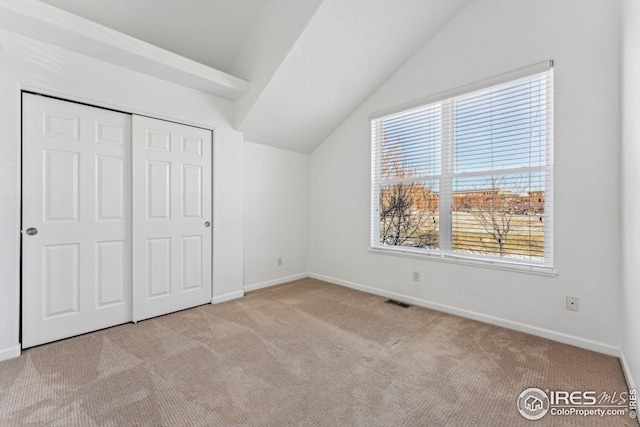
[385,299,410,308]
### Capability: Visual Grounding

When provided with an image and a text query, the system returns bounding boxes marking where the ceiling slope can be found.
[37,0,266,73]
[229,0,324,132]
[236,0,474,153]
[5,0,473,152]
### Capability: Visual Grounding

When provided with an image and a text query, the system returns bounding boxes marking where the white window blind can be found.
[371,67,553,268]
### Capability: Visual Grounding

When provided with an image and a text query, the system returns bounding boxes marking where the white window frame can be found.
[370,61,556,276]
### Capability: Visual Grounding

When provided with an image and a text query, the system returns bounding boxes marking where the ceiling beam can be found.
[0,0,249,101]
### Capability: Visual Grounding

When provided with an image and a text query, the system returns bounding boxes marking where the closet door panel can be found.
[132,116,212,322]
[22,94,132,348]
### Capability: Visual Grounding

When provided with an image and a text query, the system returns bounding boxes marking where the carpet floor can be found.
[0,278,635,426]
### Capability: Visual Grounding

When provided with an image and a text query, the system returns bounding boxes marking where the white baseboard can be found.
[244,273,309,292]
[619,349,637,390]
[0,344,21,362]
[309,272,620,357]
[211,290,244,304]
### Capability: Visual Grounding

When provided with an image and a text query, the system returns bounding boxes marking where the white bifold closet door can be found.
[131,116,212,323]
[22,95,212,348]
[22,94,132,348]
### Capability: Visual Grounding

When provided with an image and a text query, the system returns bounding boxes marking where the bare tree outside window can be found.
[380,182,439,248]
[379,148,439,248]
[452,176,544,258]
[467,177,521,256]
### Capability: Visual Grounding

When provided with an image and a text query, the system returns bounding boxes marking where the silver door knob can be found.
[25,228,38,236]
[204,221,211,227]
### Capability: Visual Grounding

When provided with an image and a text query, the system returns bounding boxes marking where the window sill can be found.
[368,247,559,277]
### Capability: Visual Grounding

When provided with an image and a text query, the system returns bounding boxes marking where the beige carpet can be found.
[0,278,635,427]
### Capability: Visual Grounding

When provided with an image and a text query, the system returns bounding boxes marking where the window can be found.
[371,66,553,269]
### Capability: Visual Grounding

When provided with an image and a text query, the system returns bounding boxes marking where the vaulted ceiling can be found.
[19,0,474,153]
[38,0,269,73]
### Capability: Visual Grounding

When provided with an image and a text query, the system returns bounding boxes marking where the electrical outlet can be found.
[277,257,283,266]
[566,296,579,312]
[412,270,420,282]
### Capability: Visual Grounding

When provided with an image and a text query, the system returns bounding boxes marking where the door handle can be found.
[25,228,38,236]
[204,221,211,228]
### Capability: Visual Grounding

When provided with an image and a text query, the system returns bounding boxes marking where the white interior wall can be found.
[0,31,245,360]
[309,0,623,355]
[621,0,640,390]
[243,141,309,290]
[0,0,632,380]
